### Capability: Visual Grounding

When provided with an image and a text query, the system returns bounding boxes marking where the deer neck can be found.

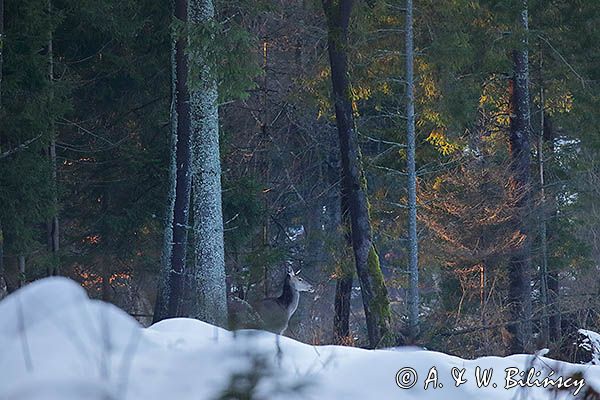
[278,276,300,318]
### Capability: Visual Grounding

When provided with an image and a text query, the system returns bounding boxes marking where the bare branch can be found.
[0,135,43,161]
[538,34,587,88]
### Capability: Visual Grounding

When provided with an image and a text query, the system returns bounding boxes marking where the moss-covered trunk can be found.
[322,0,393,348]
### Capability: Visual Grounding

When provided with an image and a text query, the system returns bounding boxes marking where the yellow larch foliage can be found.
[546,91,574,115]
[426,130,460,156]
[478,75,511,131]
[417,59,440,101]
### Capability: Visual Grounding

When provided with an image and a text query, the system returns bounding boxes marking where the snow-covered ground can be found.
[0,278,598,399]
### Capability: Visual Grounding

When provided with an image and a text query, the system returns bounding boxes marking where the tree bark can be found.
[46,0,59,276]
[0,0,3,100]
[536,48,559,343]
[507,0,533,354]
[537,49,549,346]
[544,116,560,343]
[331,128,351,344]
[188,0,228,327]
[322,0,393,348]
[405,0,420,342]
[0,0,5,298]
[334,273,353,342]
[154,0,193,322]
[18,255,25,288]
[0,226,4,299]
[334,189,353,343]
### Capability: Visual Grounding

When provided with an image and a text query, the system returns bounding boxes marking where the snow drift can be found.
[0,277,598,399]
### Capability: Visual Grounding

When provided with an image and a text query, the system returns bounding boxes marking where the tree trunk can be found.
[507,0,533,354]
[0,226,4,300]
[537,49,549,346]
[0,0,3,99]
[18,255,25,288]
[536,49,559,343]
[544,116,560,343]
[0,0,5,299]
[188,0,228,327]
[322,0,393,348]
[154,0,193,323]
[405,0,420,342]
[259,36,271,299]
[46,0,59,276]
[334,189,353,344]
[330,127,351,344]
[334,273,353,343]
[547,253,560,342]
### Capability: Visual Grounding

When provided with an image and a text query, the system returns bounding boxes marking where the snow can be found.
[579,329,600,365]
[1,277,599,399]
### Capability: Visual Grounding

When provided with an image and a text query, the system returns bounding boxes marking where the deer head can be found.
[287,267,314,293]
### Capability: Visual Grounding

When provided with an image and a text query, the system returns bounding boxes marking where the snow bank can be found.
[0,278,598,399]
[579,329,600,365]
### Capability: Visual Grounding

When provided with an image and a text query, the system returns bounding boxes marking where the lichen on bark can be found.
[187,0,228,327]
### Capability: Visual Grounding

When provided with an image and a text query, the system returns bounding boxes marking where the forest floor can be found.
[0,278,598,399]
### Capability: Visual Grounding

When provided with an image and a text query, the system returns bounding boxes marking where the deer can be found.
[228,266,314,335]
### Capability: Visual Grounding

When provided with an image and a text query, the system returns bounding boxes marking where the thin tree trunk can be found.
[405,0,420,342]
[260,37,271,299]
[153,44,178,322]
[547,253,560,342]
[0,0,3,99]
[188,0,228,327]
[46,0,59,276]
[18,255,25,288]
[0,0,5,299]
[544,116,560,343]
[0,242,5,299]
[507,0,533,354]
[334,273,353,343]
[322,0,393,348]
[154,0,193,322]
[334,190,353,343]
[323,124,351,344]
[538,49,549,346]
